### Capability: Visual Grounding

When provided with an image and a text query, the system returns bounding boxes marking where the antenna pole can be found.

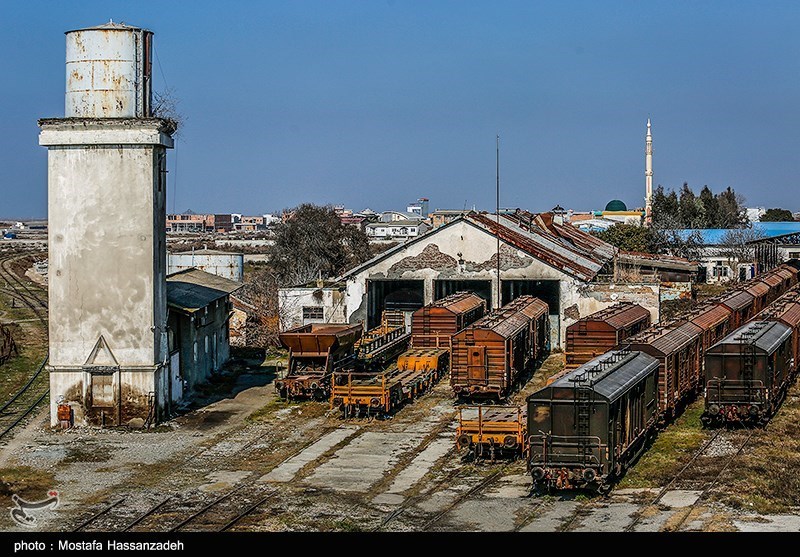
[496,134,501,311]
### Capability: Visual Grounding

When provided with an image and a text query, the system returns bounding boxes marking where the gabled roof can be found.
[166,268,242,313]
[340,212,616,282]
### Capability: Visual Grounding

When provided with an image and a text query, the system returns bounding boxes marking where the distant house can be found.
[366,219,430,240]
[380,210,423,223]
[431,210,468,229]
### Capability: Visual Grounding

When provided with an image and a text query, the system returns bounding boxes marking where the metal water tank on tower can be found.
[65,21,152,118]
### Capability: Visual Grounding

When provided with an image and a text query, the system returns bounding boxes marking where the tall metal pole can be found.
[496,134,501,311]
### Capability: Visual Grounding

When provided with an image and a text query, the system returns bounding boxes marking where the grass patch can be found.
[709,385,800,514]
[617,400,708,489]
[62,445,113,464]
[0,466,56,500]
[246,398,302,423]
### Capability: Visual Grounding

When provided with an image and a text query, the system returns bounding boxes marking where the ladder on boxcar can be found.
[737,322,767,403]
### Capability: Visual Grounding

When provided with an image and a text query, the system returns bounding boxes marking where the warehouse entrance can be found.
[367,279,425,329]
[501,279,560,346]
[434,279,493,310]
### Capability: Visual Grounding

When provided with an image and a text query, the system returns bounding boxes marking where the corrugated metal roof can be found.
[469,213,603,281]
[717,289,755,312]
[711,321,792,354]
[688,303,732,330]
[166,268,242,312]
[743,281,770,297]
[616,250,698,272]
[579,302,650,330]
[171,249,242,256]
[627,319,702,355]
[760,301,800,329]
[429,291,485,314]
[471,295,548,339]
[542,350,659,403]
[758,273,783,288]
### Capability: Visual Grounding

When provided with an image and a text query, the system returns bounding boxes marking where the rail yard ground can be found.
[0,348,799,532]
[2,252,800,532]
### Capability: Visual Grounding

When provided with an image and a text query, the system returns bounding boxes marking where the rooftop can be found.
[166,268,242,313]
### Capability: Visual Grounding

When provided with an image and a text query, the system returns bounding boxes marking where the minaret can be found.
[39,22,175,427]
[644,118,654,226]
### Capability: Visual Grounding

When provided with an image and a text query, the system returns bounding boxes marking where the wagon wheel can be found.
[597,482,613,497]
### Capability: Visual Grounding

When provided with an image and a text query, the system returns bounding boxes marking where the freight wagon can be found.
[527,350,660,494]
[455,405,527,461]
[275,323,363,400]
[410,291,485,348]
[451,295,549,400]
[565,303,651,370]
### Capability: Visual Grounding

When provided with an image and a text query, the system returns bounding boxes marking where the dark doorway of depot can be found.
[434,279,493,310]
[367,279,424,329]
[501,279,560,345]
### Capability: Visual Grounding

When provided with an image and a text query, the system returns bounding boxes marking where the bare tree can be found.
[718,228,767,282]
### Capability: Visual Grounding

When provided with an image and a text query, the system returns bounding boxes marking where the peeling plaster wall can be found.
[42,121,171,426]
[571,282,661,325]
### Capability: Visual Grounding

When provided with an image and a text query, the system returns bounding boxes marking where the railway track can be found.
[623,427,756,532]
[0,252,50,442]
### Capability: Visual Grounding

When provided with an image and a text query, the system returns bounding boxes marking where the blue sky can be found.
[2,1,799,218]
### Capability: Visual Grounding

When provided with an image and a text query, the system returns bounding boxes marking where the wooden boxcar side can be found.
[625,319,703,419]
[565,303,651,370]
[410,291,486,348]
[451,295,548,399]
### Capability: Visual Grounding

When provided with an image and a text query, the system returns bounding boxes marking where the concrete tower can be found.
[644,118,654,226]
[39,22,176,427]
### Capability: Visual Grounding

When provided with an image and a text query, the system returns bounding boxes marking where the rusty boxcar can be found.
[451,295,549,400]
[686,302,734,351]
[625,318,704,420]
[715,289,756,329]
[276,323,363,400]
[565,303,651,370]
[527,350,660,494]
[410,291,486,348]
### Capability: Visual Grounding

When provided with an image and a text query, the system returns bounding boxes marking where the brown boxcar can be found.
[451,295,549,399]
[687,302,733,351]
[565,303,651,369]
[715,289,756,329]
[756,286,800,365]
[702,320,795,426]
[625,319,704,419]
[276,323,363,399]
[411,291,486,348]
[742,280,771,314]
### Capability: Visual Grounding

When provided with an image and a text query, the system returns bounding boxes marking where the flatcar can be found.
[702,286,800,426]
[456,405,527,461]
[353,310,411,372]
[275,323,363,400]
[624,318,703,420]
[451,295,549,400]
[410,291,485,348]
[330,348,448,417]
[565,302,651,370]
[527,350,660,494]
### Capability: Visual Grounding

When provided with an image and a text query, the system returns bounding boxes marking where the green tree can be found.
[698,186,719,227]
[760,208,795,222]
[593,224,659,253]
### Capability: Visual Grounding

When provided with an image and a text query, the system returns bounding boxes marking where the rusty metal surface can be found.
[717,289,755,312]
[743,280,770,298]
[65,23,152,118]
[278,323,363,355]
[411,292,485,347]
[468,213,603,281]
[688,303,733,330]
[627,319,703,356]
[470,295,548,339]
[577,302,651,331]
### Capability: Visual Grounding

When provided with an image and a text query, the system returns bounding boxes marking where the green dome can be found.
[605,199,627,212]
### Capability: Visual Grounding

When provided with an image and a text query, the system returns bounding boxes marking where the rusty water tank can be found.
[65,20,153,118]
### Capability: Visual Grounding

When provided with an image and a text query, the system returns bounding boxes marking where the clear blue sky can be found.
[2,1,799,218]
